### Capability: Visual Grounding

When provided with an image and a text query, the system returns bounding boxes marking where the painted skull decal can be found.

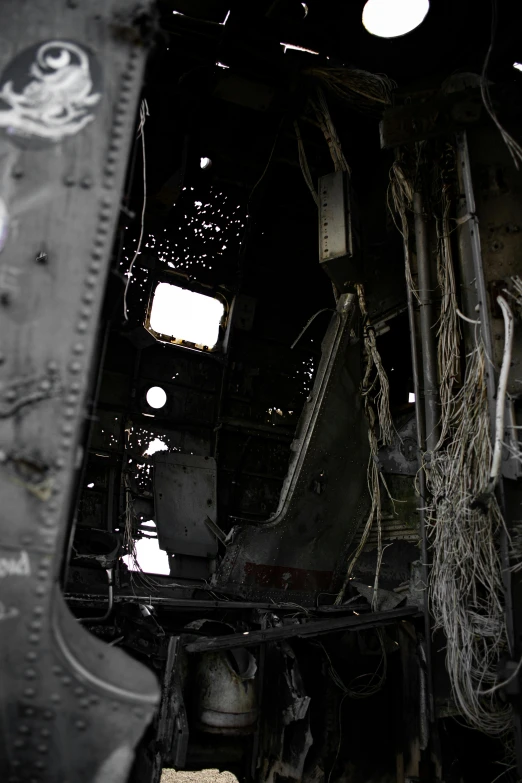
[0,40,102,145]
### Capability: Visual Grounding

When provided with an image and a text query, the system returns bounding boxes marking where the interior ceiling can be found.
[158,0,520,84]
[142,0,522,218]
[115,0,522,394]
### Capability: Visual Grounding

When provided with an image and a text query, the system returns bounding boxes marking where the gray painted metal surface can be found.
[318,171,362,288]
[214,293,370,599]
[154,452,218,558]
[0,3,160,780]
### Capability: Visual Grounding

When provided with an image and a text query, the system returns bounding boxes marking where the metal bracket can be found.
[318,171,362,290]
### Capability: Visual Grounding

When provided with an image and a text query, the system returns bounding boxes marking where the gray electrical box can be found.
[318,170,362,290]
[153,452,218,558]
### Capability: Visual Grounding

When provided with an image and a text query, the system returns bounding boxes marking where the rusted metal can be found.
[185,606,419,653]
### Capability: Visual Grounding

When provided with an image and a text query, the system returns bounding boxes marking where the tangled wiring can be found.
[389,152,513,738]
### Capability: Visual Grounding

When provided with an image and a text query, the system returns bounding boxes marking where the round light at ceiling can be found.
[362,0,429,38]
[146,386,167,409]
[200,156,212,170]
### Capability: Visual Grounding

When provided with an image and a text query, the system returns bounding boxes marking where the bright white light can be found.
[200,156,212,169]
[87,482,94,488]
[143,437,169,456]
[216,62,229,69]
[123,535,170,575]
[408,392,416,403]
[362,0,429,38]
[221,9,230,24]
[150,282,224,348]
[281,42,319,55]
[514,63,522,72]
[146,386,167,409]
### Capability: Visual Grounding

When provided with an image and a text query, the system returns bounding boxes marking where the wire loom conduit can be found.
[413,191,440,454]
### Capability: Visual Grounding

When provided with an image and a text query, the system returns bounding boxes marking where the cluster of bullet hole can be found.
[121,187,247,299]
[261,357,314,427]
[97,415,121,450]
[296,356,316,396]
[266,407,296,426]
[125,426,179,493]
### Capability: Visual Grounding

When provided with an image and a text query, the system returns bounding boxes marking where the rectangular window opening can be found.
[149,282,224,350]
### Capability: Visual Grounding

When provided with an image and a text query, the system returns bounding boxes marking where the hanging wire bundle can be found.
[293,119,319,206]
[311,87,351,173]
[122,470,161,593]
[305,67,396,113]
[428,343,511,736]
[387,152,514,737]
[481,0,522,170]
[335,284,394,607]
[309,89,394,610]
[434,185,461,446]
[317,635,387,701]
[388,159,419,302]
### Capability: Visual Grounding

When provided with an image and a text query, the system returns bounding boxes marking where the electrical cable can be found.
[435,184,461,448]
[294,119,319,206]
[388,154,511,737]
[481,0,522,169]
[248,116,285,204]
[290,308,334,350]
[123,99,149,321]
[488,295,514,491]
[305,67,396,113]
[335,284,394,606]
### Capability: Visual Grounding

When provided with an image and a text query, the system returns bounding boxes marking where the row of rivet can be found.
[11,43,142,779]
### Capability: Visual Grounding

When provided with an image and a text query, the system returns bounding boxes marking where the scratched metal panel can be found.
[214,294,370,599]
[0,2,160,781]
[154,452,218,558]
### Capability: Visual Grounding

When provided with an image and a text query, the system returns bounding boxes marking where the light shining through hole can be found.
[200,157,212,169]
[362,0,429,38]
[150,282,224,348]
[409,392,416,403]
[146,386,167,409]
[123,530,170,575]
[143,437,169,456]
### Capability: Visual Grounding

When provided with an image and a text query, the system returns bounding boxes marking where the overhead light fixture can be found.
[146,386,167,409]
[362,0,429,38]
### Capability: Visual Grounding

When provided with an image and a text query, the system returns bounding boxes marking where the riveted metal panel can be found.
[318,170,362,288]
[154,452,219,558]
[0,2,160,780]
